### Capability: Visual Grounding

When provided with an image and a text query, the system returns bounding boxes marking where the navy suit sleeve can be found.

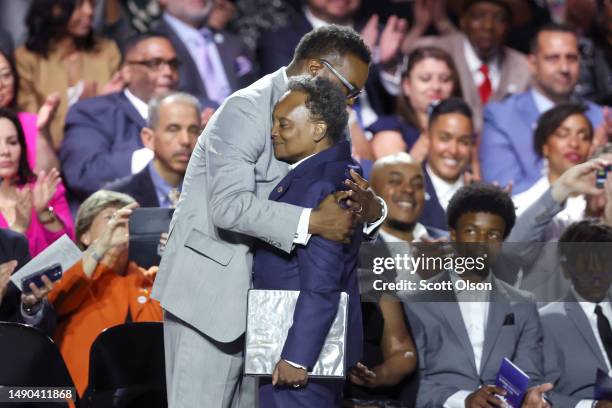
[281,179,346,369]
[480,105,524,189]
[60,101,135,199]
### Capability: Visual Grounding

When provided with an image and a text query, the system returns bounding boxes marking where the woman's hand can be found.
[32,169,61,214]
[12,187,33,233]
[93,202,139,255]
[36,93,61,137]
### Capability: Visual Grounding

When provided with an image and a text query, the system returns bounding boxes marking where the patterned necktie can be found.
[478,64,492,104]
[168,188,180,209]
[199,29,230,104]
[595,305,612,365]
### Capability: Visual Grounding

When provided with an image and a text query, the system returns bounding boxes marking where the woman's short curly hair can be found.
[447,183,516,238]
[286,76,348,143]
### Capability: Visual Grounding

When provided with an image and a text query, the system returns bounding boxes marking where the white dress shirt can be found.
[379,223,430,284]
[444,272,492,408]
[463,35,501,93]
[426,164,464,211]
[531,88,556,114]
[573,288,612,408]
[124,89,154,174]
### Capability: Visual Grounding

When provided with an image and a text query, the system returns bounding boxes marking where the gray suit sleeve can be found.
[512,303,545,387]
[206,95,303,253]
[505,189,564,266]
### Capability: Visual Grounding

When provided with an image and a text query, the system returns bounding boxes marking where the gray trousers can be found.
[163,311,257,408]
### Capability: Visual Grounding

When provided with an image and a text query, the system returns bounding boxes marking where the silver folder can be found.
[244,289,349,378]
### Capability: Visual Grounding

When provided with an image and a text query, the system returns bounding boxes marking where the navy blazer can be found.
[480,90,603,194]
[60,91,147,201]
[419,165,448,232]
[152,18,256,101]
[0,229,56,335]
[252,141,363,370]
[256,12,393,116]
[105,166,160,208]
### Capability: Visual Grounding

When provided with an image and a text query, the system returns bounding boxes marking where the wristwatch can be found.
[22,300,43,316]
[38,206,56,224]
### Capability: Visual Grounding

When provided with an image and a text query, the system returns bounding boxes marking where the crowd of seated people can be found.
[0,0,612,406]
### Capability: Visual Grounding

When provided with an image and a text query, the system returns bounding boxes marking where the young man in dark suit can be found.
[253,76,363,407]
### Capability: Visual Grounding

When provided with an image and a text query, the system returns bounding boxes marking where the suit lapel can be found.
[141,167,161,207]
[479,281,510,373]
[440,301,479,375]
[565,299,609,370]
[420,164,446,230]
[449,34,481,112]
[117,92,147,128]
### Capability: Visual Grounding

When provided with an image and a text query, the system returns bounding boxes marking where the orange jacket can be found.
[48,260,163,396]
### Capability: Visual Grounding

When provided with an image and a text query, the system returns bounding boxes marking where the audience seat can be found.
[82,322,166,408]
[0,321,78,408]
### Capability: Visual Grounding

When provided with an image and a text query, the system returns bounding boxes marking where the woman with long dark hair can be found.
[369,46,462,161]
[0,109,73,256]
[15,0,122,147]
[0,49,59,173]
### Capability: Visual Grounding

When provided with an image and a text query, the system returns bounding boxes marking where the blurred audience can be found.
[0,109,73,256]
[481,23,606,194]
[420,98,474,232]
[15,0,122,148]
[107,92,201,207]
[369,47,462,161]
[404,0,532,132]
[0,229,56,336]
[0,49,60,174]
[60,34,179,203]
[541,219,612,407]
[153,0,255,105]
[0,28,13,56]
[47,190,162,396]
[513,102,593,216]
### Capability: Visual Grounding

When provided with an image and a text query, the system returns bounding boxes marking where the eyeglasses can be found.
[319,59,362,100]
[126,58,181,72]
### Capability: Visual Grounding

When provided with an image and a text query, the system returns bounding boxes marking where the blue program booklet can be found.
[595,369,612,400]
[495,358,530,408]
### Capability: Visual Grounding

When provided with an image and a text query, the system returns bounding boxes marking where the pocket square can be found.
[503,313,515,326]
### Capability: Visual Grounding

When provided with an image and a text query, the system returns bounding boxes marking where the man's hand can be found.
[309,193,355,244]
[348,362,378,388]
[344,169,383,224]
[21,275,54,308]
[465,385,506,408]
[0,260,17,307]
[551,159,608,203]
[521,383,553,408]
[272,360,308,388]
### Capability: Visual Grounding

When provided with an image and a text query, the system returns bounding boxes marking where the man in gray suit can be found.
[152,25,386,407]
[540,220,612,407]
[403,184,551,408]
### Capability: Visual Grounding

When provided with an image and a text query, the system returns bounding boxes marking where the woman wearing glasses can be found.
[15,0,122,147]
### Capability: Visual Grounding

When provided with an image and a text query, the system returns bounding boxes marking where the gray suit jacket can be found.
[503,189,572,302]
[412,32,531,132]
[402,272,544,407]
[151,68,303,343]
[540,293,609,407]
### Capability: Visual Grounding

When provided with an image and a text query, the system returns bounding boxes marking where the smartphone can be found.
[596,165,612,188]
[21,263,63,293]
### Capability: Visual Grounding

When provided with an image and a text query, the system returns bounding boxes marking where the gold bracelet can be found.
[38,206,56,224]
